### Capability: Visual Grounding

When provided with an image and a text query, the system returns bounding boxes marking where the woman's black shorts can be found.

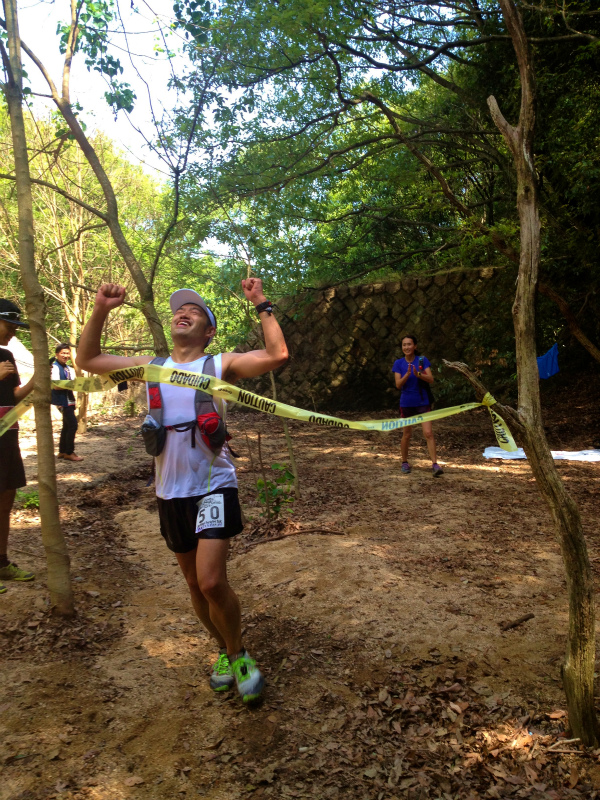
[0,431,26,492]
[400,405,431,419]
[156,487,243,553]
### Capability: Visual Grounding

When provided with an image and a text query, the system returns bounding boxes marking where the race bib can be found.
[196,494,225,533]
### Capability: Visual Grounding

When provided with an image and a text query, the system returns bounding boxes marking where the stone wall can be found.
[241,268,510,411]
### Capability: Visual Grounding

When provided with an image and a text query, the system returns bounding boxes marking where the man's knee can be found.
[198,573,228,601]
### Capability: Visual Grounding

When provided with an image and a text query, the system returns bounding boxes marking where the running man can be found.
[0,299,35,593]
[392,333,443,477]
[76,279,288,701]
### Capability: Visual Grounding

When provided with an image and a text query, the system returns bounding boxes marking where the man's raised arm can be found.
[222,278,288,382]
[76,284,154,374]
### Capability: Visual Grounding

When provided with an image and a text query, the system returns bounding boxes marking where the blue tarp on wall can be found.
[537,342,559,379]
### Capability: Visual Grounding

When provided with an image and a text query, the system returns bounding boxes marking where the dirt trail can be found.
[1,403,600,799]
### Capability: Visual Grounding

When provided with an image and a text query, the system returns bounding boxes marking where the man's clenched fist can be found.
[95,283,126,312]
[241,277,267,306]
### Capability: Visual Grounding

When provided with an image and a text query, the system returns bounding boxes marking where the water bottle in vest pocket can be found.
[141,414,167,457]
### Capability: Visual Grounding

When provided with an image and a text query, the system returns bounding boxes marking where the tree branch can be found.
[442,359,524,434]
[40,221,107,263]
[0,171,108,220]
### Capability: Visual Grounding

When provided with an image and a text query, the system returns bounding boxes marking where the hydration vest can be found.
[141,355,230,457]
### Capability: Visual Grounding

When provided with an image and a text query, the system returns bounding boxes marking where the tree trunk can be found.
[2,0,74,616]
[488,0,598,745]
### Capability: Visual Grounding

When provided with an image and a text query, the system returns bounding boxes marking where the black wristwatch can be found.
[255,300,273,316]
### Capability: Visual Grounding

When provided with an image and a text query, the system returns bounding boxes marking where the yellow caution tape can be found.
[0,364,518,451]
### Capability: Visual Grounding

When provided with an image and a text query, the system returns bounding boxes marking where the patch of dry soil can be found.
[1,403,600,799]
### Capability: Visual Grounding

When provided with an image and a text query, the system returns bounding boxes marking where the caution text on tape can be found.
[0,365,517,451]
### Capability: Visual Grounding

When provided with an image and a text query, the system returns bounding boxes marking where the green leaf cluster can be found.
[57,1,137,115]
[256,463,295,517]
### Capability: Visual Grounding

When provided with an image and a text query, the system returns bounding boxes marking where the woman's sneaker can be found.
[210,650,235,692]
[231,650,265,703]
[0,562,35,582]
[432,463,444,477]
[0,583,6,594]
[401,462,411,474]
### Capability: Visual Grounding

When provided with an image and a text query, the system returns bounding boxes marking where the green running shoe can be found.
[210,651,234,692]
[231,650,265,703]
[0,583,6,594]
[0,562,34,582]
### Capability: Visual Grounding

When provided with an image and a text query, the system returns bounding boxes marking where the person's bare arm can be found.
[222,278,288,382]
[1,360,33,401]
[14,376,34,401]
[394,366,412,390]
[418,366,434,384]
[76,284,154,374]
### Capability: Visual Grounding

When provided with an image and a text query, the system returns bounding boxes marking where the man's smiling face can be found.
[171,303,215,346]
[0,320,18,347]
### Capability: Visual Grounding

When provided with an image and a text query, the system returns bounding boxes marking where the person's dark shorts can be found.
[400,405,431,419]
[0,431,26,492]
[156,487,243,553]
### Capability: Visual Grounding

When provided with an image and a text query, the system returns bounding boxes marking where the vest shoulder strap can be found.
[194,355,216,417]
[147,357,168,425]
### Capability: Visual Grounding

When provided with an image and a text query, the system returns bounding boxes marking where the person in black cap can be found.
[0,299,35,594]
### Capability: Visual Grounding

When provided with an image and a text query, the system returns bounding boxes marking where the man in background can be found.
[51,343,83,462]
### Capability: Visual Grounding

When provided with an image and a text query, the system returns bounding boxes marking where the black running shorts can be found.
[0,431,26,492]
[400,405,431,419]
[156,487,243,553]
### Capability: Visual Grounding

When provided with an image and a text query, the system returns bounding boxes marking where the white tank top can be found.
[148,354,237,500]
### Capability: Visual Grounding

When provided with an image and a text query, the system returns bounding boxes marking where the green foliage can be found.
[56,0,136,115]
[256,463,295,517]
[0,107,168,351]
[173,0,522,294]
[16,488,40,510]
[104,83,136,115]
[167,0,600,380]
[123,399,138,417]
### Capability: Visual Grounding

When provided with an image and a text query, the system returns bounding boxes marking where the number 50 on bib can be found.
[196,494,225,533]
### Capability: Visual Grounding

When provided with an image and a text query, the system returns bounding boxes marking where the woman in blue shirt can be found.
[392,334,443,476]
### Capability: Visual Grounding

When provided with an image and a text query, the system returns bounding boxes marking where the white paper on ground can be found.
[483,446,600,462]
